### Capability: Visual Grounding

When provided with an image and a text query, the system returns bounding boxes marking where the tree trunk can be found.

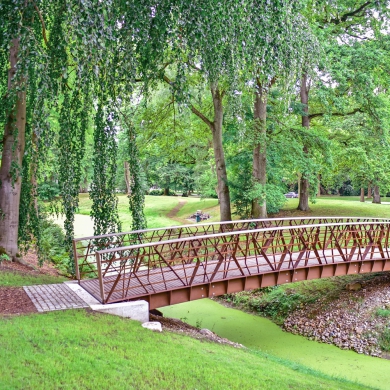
[298,164,310,211]
[0,39,26,259]
[297,74,310,212]
[372,185,381,204]
[124,161,131,195]
[251,82,268,219]
[210,83,232,221]
[297,173,301,196]
[317,175,321,197]
[360,187,365,202]
[190,83,231,221]
[164,187,169,196]
[30,132,39,213]
[367,185,372,199]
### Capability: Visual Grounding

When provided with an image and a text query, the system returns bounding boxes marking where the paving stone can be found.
[23,284,89,313]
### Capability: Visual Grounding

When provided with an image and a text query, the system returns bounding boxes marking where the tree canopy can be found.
[1,0,390,272]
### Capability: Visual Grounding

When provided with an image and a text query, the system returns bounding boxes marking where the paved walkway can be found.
[24,283,89,312]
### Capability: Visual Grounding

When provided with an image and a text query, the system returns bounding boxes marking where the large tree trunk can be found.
[372,185,381,204]
[124,161,131,195]
[210,83,232,221]
[297,74,310,212]
[0,39,26,259]
[367,185,372,199]
[190,82,232,221]
[360,187,365,202]
[251,82,268,219]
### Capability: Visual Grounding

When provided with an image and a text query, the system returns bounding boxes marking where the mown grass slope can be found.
[0,309,372,390]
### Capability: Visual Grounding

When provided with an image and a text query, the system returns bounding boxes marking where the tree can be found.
[0,1,175,263]
[294,0,390,210]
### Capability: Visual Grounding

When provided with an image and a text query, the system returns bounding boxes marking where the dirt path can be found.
[166,200,188,224]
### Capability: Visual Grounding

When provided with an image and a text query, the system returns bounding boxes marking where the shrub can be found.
[39,219,71,275]
[379,328,390,352]
[375,308,390,318]
[148,189,164,196]
[0,253,10,265]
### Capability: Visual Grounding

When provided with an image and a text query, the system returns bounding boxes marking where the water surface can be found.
[162,299,390,390]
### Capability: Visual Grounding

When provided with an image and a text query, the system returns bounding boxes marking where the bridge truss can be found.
[73,218,390,309]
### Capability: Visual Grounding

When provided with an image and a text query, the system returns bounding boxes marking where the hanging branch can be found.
[116,106,147,231]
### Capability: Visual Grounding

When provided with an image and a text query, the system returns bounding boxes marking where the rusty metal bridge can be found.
[73,217,390,310]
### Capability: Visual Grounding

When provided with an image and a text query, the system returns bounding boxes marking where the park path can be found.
[23,281,98,312]
[166,200,187,224]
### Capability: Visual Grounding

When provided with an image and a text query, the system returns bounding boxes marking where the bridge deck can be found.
[79,248,389,309]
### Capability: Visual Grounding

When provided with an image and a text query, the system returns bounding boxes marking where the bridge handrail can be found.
[96,220,390,254]
[73,217,389,281]
[72,216,387,242]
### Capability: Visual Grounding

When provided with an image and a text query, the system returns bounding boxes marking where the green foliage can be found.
[379,328,390,352]
[125,120,147,231]
[375,309,390,318]
[90,103,121,236]
[223,275,375,325]
[149,189,164,196]
[229,151,286,217]
[196,165,218,199]
[2,0,390,264]
[39,219,70,275]
[0,253,10,264]
[37,182,60,202]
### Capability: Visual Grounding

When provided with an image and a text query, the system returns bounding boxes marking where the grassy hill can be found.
[0,304,371,390]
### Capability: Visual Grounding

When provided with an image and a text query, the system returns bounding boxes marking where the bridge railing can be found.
[72,217,387,281]
[90,220,390,304]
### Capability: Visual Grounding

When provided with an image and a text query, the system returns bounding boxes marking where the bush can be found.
[231,181,287,218]
[148,189,164,196]
[375,308,390,318]
[265,184,287,214]
[0,253,10,265]
[379,328,390,352]
[39,219,70,275]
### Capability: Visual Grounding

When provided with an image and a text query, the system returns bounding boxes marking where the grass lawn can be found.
[280,196,390,219]
[59,194,390,238]
[68,194,390,238]
[77,194,219,230]
[0,309,371,390]
[0,270,66,287]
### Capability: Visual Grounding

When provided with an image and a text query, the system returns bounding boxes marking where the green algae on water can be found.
[162,299,390,390]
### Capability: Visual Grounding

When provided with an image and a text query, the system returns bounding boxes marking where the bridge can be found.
[73,217,390,310]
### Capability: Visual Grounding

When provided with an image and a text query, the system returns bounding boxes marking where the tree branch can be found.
[325,2,372,25]
[308,108,363,119]
[161,73,214,128]
[190,104,213,128]
[32,1,48,47]
[339,2,372,22]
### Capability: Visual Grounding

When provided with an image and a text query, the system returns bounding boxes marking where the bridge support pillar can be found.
[90,301,149,323]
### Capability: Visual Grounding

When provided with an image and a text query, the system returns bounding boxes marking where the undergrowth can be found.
[222,273,381,325]
[379,328,390,352]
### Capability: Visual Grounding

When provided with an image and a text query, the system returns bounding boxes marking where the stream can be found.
[161,299,390,390]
